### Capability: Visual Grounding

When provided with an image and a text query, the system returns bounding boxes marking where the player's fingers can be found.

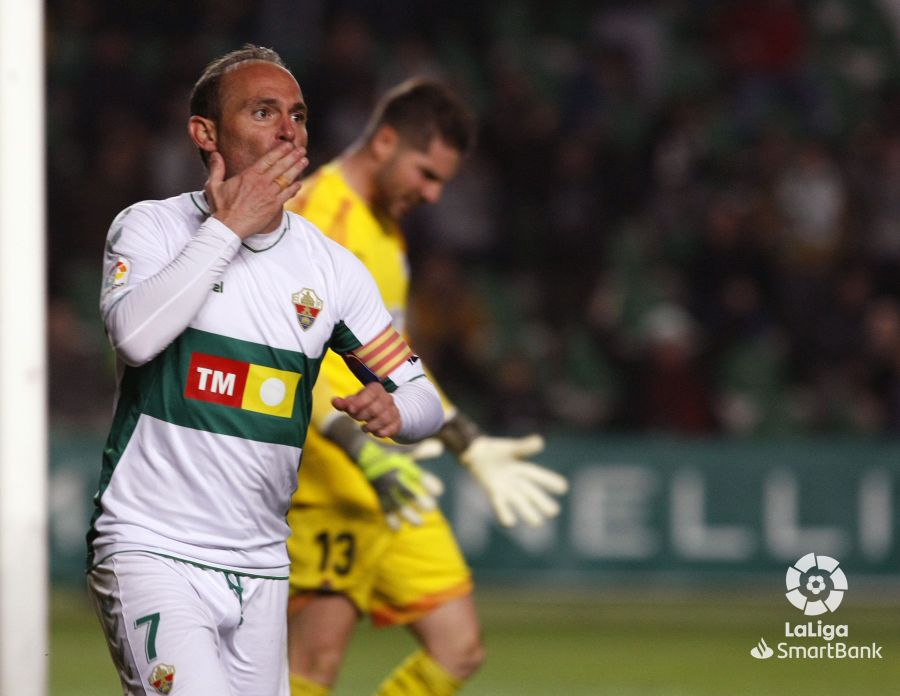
[492,496,517,527]
[335,384,400,436]
[331,395,350,413]
[511,434,544,457]
[520,502,547,527]
[495,481,541,526]
[385,512,401,531]
[354,399,387,422]
[348,382,387,412]
[374,486,397,511]
[362,404,402,437]
[271,147,308,184]
[360,409,401,439]
[256,141,294,174]
[526,490,561,523]
[277,179,304,206]
[332,395,369,422]
[421,471,444,498]
[332,386,378,419]
[504,493,543,527]
[512,478,561,525]
[518,463,569,494]
[409,438,444,461]
[270,154,308,199]
[399,505,423,527]
[363,424,401,439]
[414,490,437,513]
[332,392,378,416]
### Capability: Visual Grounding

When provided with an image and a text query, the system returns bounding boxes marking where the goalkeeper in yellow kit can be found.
[284,78,569,696]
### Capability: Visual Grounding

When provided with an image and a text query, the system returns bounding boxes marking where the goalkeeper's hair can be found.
[363,78,476,156]
[189,44,289,166]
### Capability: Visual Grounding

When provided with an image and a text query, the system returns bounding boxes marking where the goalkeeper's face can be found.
[374,135,461,220]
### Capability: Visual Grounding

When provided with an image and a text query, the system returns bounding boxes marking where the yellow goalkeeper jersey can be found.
[286,162,410,508]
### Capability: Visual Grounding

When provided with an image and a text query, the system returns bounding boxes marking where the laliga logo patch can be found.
[785,553,847,616]
[148,663,175,694]
[292,288,323,331]
[104,256,132,290]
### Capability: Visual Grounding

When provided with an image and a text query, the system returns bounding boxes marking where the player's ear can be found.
[371,125,399,163]
[189,115,218,155]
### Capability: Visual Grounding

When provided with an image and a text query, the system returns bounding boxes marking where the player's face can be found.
[374,136,461,220]
[214,61,308,177]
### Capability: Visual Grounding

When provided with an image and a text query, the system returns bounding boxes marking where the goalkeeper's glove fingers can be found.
[461,434,569,528]
[385,469,444,529]
[383,437,445,462]
[493,463,567,526]
[357,441,444,530]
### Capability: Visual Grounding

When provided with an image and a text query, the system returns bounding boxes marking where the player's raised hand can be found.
[356,439,445,530]
[205,142,307,238]
[332,381,402,439]
[460,434,569,527]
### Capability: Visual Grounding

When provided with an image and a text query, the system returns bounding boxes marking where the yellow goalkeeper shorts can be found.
[287,505,472,627]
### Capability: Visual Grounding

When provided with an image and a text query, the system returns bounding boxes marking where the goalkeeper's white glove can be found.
[459,434,569,527]
[356,439,445,530]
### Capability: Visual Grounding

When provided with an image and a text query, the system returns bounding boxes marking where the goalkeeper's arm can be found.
[321,412,444,530]
[437,411,569,527]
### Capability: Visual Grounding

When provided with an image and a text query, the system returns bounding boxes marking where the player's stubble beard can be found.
[373,153,422,222]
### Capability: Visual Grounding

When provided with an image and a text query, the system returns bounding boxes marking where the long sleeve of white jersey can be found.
[101,207,241,366]
[390,376,444,442]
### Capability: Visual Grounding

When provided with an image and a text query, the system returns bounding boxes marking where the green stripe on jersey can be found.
[115,327,321,448]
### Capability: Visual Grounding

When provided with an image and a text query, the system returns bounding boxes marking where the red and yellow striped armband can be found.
[345,325,415,384]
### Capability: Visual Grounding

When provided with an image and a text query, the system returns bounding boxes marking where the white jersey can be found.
[89,192,437,576]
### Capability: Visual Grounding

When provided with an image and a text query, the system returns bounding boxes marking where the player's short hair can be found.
[364,78,476,156]
[190,44,287,121]
[189,44,288,166]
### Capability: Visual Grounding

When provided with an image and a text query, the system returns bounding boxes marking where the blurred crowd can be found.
[46,0,900,437]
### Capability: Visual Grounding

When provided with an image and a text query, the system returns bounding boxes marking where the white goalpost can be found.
[0,0,48,694]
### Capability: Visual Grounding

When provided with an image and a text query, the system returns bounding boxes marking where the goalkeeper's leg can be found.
[374,594,484,696]
[288,594,358,695]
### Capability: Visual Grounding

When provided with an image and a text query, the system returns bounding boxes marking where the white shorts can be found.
[87,552,288,696]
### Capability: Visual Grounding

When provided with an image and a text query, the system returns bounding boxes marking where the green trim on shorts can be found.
[87,550,289,580]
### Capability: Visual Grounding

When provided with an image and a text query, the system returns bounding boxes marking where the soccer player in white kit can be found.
[85,45,444,696]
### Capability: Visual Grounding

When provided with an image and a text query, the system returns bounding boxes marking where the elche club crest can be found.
[148,663,175,694]
[292,288,323,331]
